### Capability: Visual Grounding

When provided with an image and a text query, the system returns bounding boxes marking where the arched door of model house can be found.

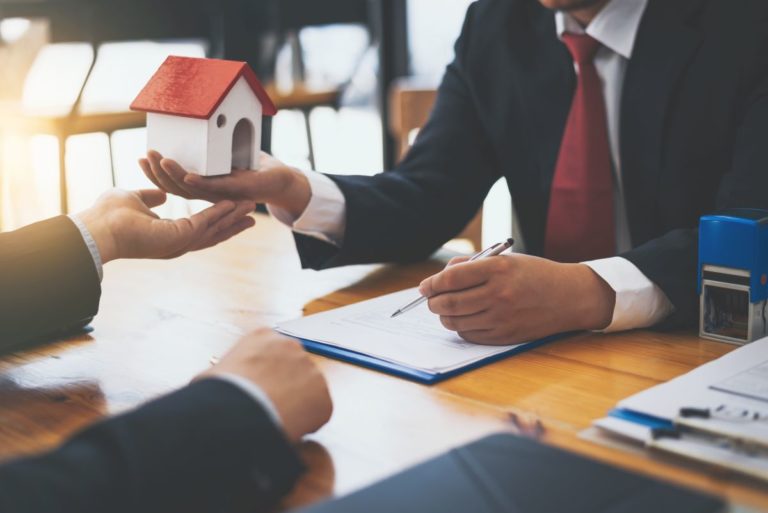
[231,118,254,170]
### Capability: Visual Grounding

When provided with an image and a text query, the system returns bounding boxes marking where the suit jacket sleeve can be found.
[294,2,501,270]
[622,31,768,329]
[0,378,305,513]
[0,216,101,350]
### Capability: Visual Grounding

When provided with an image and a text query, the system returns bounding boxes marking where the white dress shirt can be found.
[270,0,674,333]
[67,214,283,426]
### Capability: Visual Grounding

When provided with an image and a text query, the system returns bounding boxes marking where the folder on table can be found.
[593,336,768,481]
[296,433,724,513]
[275,287,563,384]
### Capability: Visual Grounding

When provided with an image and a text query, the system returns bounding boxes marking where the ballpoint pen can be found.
[390,237,515,318]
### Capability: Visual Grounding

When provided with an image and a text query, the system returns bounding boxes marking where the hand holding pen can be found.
[391,238,515,318]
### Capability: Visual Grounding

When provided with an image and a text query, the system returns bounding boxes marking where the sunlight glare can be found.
[21,43,94,116]
[66,133,114,213]
[0,18,31,44]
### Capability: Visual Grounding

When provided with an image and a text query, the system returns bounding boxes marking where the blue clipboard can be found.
[299,332,569,385]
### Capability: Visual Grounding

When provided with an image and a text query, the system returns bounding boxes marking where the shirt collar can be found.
[554,0,648,59]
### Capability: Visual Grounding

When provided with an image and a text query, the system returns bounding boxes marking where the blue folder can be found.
[608,408,675,429]
[298,332,568,385]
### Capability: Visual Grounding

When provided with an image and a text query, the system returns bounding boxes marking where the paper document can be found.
[276,287,526,373]
[591,337,768,482]
[712,360,768,403]
[592,416,768,481]
[610,336,768,447]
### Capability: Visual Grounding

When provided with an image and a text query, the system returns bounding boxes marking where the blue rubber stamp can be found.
[699,209,768,344]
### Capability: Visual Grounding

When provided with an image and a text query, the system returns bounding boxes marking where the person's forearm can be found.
[619,229,698,329]
[570,263,616,331]
[268,170,347,246]
[0,379,304,513]
[0,216,101,349]
[75,207,119,264]
[584,257,674,332]
[272,167,313,221]
[68,214,104,280]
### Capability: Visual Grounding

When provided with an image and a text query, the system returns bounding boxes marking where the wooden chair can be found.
[260,0,374,170]
[389,78,483,251]
[264,79,345,171]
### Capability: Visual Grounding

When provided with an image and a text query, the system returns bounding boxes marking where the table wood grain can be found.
[1,213,767,510]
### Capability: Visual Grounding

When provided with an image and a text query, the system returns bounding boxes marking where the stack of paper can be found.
[276,287,535,380]
[593,336,768,481]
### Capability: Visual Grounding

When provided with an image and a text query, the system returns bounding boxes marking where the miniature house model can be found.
[131,56,276,176]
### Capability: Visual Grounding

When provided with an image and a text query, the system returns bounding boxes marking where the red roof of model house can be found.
[130,56,277,119]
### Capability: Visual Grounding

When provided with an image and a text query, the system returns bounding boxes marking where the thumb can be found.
[137,189,168,208]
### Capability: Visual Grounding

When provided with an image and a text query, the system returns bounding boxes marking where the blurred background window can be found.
[408,0,473,81]
[0,0,508,248]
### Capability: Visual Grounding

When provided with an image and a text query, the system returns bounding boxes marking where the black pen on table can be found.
[390,237,515,319]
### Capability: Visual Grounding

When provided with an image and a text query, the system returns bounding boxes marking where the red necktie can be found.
[544,33,614,263]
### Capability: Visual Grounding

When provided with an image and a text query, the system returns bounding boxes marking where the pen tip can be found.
[391,311,401,318]
[507,237,515,246]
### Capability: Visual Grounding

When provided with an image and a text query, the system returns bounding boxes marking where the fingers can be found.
[427,285,490,317]
[214,200,256,232]
[204,216,256,248]
[183,169,253,198]
[419,259,496,297]
[139,158,163,189]
[446,255,471,267]
[147,150,194,199]
[181,200,237,240]
[136,189,167,209]
[160,200,254,258]
[184,200,255,252]
[439,309,495,332]
[160,158,222,202]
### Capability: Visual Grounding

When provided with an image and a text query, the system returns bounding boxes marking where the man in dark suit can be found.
[0,189,333,512]
[145,0,768,345]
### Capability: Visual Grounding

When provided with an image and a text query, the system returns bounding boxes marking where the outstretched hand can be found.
[139,150,312,220]
[76,188,256,264]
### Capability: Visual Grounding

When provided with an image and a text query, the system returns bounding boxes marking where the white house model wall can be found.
[146,76,263,177]
[207,77,263,175]
[146,113,208,176]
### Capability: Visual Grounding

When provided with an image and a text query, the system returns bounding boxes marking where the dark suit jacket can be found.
[0,216,303,512]
[295,0,768,329]
[0,216,101,349]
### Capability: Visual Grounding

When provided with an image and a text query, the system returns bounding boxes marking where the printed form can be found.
[276,287,525,373]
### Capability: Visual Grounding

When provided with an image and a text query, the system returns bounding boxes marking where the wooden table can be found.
[1,213,767,510]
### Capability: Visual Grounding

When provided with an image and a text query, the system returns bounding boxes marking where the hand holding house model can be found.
[131,56,277,177]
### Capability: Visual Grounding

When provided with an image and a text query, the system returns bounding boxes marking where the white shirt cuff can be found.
[67,214,103,281]
[583,257,675,332]
[210,374,283,428]
[267,170,346,246]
